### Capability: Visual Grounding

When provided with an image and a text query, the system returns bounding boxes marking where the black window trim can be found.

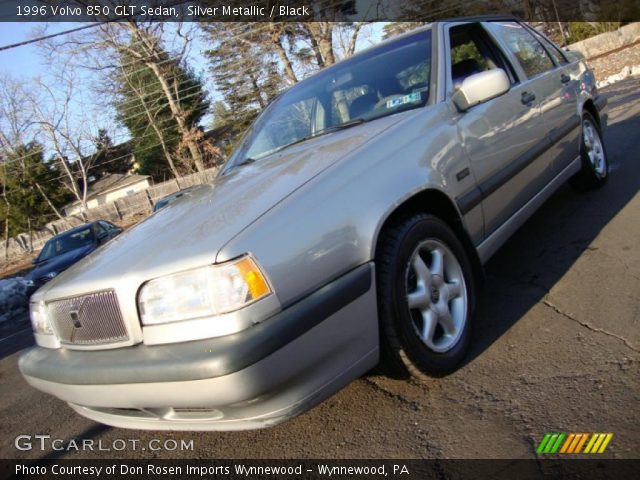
[443,21,521,98]
[521,22,569,68]
[483,20,557,81]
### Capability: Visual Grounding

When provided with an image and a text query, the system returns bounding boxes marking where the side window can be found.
[488,22,555,78]
[93,222,107,237]
[449,24,515,89]
[99,221,114,231]
[530,29,568,66]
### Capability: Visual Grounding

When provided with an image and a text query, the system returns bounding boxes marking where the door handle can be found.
[560,73,571,84]
[521,91,536,105]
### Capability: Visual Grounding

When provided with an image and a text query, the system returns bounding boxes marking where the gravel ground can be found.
[0,78,638,461]
[590,44,640,81]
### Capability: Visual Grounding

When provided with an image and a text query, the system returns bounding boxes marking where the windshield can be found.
[227,29,432,168]
[37,227,95,262]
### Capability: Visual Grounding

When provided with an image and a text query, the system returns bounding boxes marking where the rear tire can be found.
[569,112,608,191]
[376,213,476,380]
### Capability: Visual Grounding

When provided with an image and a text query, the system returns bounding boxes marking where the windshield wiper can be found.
[314,117,367,136]
[235,157,256,167]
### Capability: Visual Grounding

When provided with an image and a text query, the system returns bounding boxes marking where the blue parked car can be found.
[26,221,122,292]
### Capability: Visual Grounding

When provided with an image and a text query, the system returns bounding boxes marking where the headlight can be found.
[138,255,272,326]
[30,301,53,335]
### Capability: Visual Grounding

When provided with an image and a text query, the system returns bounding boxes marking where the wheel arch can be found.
[582,98,601,130]
[372,188,484,288]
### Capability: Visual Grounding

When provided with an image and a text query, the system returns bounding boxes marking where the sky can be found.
[0,21,385,150]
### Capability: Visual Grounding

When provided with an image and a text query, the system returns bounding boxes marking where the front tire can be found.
[570,112,608,191]
[377,214,476,379]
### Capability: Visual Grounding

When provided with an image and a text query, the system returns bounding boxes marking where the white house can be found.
[64,174,151,215]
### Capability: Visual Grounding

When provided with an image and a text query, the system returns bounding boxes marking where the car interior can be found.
[449,23,517,90]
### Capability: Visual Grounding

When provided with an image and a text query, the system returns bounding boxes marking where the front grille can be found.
[47,290,128,345]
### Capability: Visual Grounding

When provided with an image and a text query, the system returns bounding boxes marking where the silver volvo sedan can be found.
[20,17,608,430]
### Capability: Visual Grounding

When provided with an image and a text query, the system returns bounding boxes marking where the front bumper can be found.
[19,264,379,430]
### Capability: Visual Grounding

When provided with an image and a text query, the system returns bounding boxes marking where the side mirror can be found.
[452,68,510,112]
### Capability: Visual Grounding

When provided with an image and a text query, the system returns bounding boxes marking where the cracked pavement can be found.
[0,78,638,460]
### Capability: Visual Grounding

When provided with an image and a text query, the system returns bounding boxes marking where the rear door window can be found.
[487,22,555,78]
[529,29,568,66]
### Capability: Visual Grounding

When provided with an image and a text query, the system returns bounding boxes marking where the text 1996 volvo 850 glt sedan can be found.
[20,17,608,430]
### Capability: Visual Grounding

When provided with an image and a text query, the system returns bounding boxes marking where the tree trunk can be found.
[35,182,65,221]
[303,25,326,68]
[56,156,85,210]
[27,217,33,253]
[270,28,298,84]
[120,65,183,179]
[3,207,9,261]
[251,76,267,109]
[347,24,363,57]
[122,23,205,172]
[304,23,335,67]
[147,60,205,171]
[318,28,335,66]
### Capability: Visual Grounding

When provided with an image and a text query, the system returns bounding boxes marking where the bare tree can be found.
[46,19,209,174]
[0,75,65,229]
[28,67,104,211]
[0,74,34,160]
[116,60,182,178]
[98,22,207,172]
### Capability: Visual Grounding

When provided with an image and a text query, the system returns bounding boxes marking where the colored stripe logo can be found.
[536,433,613,454]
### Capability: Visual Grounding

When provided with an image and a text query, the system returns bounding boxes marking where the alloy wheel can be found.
[404,239,468,353]
[583,119,606,177]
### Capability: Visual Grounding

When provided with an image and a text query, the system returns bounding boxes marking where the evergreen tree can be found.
[383,23,429,40]
[203,24,281,133]
[90,129,133,178]
[0,142,70,238]
[113,41,208,179]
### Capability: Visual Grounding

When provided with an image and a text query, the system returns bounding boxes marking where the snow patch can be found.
[0,277,31,325]
[597,65,640,88]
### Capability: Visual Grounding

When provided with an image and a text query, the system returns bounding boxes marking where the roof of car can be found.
[51,222,97,238]
[267,15,521,99]
[158,186,200,202]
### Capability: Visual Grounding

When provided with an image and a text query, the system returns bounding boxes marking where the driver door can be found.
[449,22,551,237]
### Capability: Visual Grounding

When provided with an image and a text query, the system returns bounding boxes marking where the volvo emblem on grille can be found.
[69,310,82,328]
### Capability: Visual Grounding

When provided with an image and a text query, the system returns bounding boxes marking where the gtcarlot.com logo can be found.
[536,433,613,455]
[15,435,194,452]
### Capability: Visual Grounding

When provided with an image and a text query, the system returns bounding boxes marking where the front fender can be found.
[216,105,472,308]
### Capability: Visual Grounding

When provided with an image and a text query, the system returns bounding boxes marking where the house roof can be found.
[66,174,150,208]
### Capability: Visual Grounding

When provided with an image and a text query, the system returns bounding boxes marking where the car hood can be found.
[35,115,404,301]
[27,244,96,281]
